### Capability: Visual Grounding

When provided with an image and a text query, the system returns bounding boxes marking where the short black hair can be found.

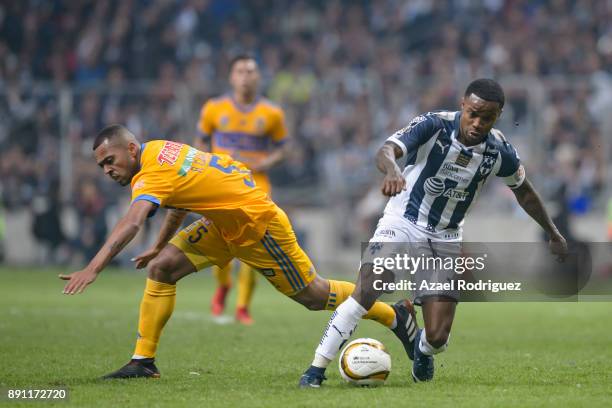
[464,78,505,109]
[228,54,257,72]
[93,124,128,151]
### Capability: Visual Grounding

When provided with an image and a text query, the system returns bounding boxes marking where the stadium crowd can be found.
[0,0,610,260]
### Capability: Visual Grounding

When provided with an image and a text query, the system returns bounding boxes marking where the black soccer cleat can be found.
[102,358,161,379]
[298,366,327,388]
[412,329,434,382]
[391,299,419,361]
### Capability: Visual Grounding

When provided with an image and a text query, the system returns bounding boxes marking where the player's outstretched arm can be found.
[132,209,188,269]
[58,200,155,295]
[193,134,211,152]
[249,143,287,173]
[511,178,568,259]
[376,141,406,197]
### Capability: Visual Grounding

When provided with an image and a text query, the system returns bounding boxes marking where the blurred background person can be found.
[72,179,108,262]
[0,0,608,277]
[194,55,288,325]
[30,180,66,264]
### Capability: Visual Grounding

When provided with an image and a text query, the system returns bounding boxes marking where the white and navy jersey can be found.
[384,111,525,235]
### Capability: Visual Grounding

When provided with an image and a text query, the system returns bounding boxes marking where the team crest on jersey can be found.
[220,115,230,129]
[478,155,496,177]
[255,117,265,132]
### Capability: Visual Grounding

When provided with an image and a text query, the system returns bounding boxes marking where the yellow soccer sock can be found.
[326,280,395,328]
[213,263,233,288]
[133,279,177,359]
[236,262,257,309]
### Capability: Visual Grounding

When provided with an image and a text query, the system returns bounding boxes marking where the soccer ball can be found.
[338,338,391,386]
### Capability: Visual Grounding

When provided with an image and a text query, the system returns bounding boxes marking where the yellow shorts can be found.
[170,207,316,296]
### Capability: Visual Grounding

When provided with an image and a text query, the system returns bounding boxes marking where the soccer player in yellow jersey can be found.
[195,55,287,324]
[59,124,418,379]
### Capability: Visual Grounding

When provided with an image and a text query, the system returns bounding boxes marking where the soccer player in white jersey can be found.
[299,79,568,387]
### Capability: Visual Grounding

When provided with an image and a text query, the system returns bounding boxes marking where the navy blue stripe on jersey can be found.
[446,176,480,230]
[388,113,437,160]
[382,111,526,234]
[405,149,418,166]
[404,129,452,223]
[213,131,271,151]
[446,143,497,230]
[427,178,460,231]
[496,141,521,177]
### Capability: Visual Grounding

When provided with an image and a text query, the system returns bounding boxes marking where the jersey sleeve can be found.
[386,114,436,158]
[197,101,215,139]
[270,108,288,145]
[496,141,526,189]
[131,173,173,217]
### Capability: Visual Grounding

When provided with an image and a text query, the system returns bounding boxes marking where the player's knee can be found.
[353,267,383,309]
[148,257,175,284]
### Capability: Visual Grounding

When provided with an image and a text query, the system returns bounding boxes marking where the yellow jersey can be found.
[131,140,276,246]
[197,95,287,172]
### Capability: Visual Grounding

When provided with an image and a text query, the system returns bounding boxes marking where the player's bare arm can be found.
[376,141,406,197]
[194,134,211,152]
[133,209,188,269]
[512,178,568,258]
[58,200,155,294]
[249,143,287,173]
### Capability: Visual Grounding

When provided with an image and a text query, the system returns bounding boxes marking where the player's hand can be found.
[381,170,406,197]
[132,247,161,269]
[249,163,264,173]
[248,158,268,173]
[549,233,568,262]
[58,269,98,295]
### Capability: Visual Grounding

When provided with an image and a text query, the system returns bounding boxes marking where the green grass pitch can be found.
[1,267,611,407]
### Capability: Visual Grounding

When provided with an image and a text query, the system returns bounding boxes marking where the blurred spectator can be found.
[31,180,65,263]
[0,200,5,262]
[608,197,612,241]
[72,180,107,261]
[0,0,609,258]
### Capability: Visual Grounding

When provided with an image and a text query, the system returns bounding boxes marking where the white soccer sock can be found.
[312,353,330,369]
[312,297,367,367]
[389,315,397,330]
[418,329,449,355]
